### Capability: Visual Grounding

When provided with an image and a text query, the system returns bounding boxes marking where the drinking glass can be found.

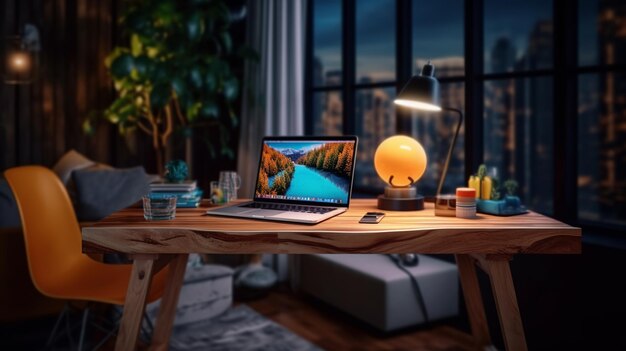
[210,181,227,205]
[143,195,177,220]
[218,171,241,201]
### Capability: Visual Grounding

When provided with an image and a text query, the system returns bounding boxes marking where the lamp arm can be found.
[436,107,464,196]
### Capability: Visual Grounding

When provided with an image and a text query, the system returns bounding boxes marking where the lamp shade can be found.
[394,61,441,111]
[2,37,36,84]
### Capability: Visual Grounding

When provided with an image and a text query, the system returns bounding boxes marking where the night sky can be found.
[313,0,565,79]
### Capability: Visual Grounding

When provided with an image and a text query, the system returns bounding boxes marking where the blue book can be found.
[149,189,203,208]
[149,189,203,199]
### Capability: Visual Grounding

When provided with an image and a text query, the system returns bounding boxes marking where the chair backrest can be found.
[4,166,83,295]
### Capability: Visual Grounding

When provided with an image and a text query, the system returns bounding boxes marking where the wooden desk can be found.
[82,199,581,351]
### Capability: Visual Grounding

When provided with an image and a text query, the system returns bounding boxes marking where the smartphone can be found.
[359,212,385,224]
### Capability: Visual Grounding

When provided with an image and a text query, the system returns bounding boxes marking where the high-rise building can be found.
[484,37,516,183]
[355,82,395,188]
[597,0,626,220]
[518,20,554,213]
[412,57,465,194]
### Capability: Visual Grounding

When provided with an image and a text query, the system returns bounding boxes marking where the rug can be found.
[169,305,324,351]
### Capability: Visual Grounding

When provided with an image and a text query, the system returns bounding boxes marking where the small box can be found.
[296,254,458,332]
[145,263,233,326]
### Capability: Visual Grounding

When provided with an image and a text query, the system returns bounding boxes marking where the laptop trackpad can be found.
[249,209,285,217]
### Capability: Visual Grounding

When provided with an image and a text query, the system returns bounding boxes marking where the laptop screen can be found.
[254,137,357,206]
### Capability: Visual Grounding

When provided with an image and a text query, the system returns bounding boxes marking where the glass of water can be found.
[143,195,177,220]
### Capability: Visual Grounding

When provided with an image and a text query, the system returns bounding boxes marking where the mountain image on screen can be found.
[255,142,354,203]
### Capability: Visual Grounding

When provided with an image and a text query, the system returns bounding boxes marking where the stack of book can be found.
[149,180,203,208]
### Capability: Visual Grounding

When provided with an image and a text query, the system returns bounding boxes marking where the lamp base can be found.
[377,194,425,211]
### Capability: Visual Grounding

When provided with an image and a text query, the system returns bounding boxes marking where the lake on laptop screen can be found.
[255,139,356,205]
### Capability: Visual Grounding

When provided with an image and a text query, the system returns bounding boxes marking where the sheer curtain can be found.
[237,0,306,281]
[237,0,306,199]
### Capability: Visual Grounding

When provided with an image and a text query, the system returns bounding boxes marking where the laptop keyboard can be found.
[241,202,335,214]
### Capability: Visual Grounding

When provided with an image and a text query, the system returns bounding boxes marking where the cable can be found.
[387,254,430,323]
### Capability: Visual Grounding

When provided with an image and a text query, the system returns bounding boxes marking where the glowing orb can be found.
[374,135,427,187]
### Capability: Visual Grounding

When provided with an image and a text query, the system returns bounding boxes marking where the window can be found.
[306,0,626,230]
[577,0,626,227]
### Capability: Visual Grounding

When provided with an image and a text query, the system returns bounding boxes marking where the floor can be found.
[245,286,476,351]
[0,285,476,351]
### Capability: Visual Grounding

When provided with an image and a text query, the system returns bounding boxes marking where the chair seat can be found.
[38,256,170,306]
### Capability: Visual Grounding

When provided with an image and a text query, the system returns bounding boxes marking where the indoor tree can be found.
[85,0,256,173]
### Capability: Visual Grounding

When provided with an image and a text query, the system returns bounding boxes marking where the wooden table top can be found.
[82,199,581,255]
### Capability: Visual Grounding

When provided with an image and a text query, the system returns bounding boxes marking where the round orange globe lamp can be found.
[374,135,427,210]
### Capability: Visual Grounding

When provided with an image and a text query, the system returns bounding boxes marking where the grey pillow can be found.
[72,166,151,221]
[0,179,21,228]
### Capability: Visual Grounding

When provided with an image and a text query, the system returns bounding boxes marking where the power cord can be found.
[387,254,430,323]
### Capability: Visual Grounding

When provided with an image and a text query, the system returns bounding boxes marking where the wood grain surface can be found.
[82,199,581,255]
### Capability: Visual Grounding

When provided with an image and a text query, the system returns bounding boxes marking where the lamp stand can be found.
[377,186,424,211]
[436,107,464,196]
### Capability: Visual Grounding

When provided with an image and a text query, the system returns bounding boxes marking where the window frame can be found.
[305,0,626,234]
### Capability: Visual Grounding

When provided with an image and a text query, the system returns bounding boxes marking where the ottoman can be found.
[296,254,459,332]
[145,262,234,326]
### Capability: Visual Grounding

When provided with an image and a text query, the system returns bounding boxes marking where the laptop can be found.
[206,136,358,224]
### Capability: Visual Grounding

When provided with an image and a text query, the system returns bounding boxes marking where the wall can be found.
[0,0,152,171]
[0,0,244,185]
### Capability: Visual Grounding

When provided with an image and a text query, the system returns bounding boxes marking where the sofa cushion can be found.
[72,166,151,221]
[0,179,20,228]
[52,149,96,186]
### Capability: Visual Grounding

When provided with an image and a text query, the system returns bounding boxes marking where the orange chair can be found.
[4,165,169,349]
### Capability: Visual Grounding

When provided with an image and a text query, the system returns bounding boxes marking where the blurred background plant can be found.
[85,0,257,173]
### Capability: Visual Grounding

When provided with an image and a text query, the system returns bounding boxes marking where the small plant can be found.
[164,159,189,183]
[477,164,487,180]
[503,179,519,197]
[491,177,501,200]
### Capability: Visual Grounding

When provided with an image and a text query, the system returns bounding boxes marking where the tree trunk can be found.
[155,142,165,176]
[185,132,193,178]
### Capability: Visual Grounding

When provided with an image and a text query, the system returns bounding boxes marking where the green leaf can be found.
[186,102,202,122]
[154,1,177,26]
[131,34,143,56]
[204,71,217,91]
[82,117,96,135]
[150,83,171,109]
[222,77,239,101]
[228,105,238,126]
[189,68,204,89]
[134,56,153,78]
[152,62,170,83]
[200,98,219,118]
[220,32,232,53]
[171,78,187,97]
[110,54,134,78]
[186,12,205,41]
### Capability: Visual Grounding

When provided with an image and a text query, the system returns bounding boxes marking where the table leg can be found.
[455,254,492,349]
[484,257,527,351]
[150,253,189,351]
[116,256,157,351]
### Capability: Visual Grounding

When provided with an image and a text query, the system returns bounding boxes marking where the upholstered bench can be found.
[295,254,459,332]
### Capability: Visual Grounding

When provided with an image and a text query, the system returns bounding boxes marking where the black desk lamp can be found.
[394,61,464,196]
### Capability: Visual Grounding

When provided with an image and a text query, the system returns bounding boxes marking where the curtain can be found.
[237,0,306,282]
[237,0,306,199]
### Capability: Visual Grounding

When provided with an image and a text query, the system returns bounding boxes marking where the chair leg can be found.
[77,307,90,351]
[143,311,155,335]
[45,303,69,348]
[65,306,76,350]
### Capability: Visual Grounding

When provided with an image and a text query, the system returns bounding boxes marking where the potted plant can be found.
[469,165,527,215]
[85,0,257,173]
